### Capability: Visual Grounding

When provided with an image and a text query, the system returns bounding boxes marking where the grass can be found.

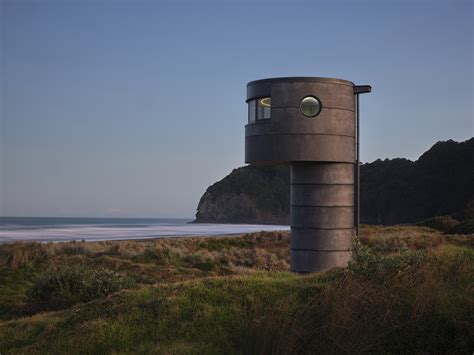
[0,227,473,353]
[0,232,290,319]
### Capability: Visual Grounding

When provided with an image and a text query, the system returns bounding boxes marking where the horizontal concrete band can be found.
[245,108,355,137]
[271,82,355,111]
[291,162,354,184]
[291,184,354,206]
[245,134,355,164]
[291,228,354,250]
[291,206,354,229]
[272,106,354,112]
[290,250,352,273]
[247,82,272,100]
[247,78,355,104]
[248,76,355,87]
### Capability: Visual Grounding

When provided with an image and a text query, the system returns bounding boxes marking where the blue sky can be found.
[1,0,473,218]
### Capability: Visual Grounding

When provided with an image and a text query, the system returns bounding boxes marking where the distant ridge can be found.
[194,138,474,226]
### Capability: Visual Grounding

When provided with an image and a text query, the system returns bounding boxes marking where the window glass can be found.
[300,96,321,117]
[248,100,256,123]
[257,97,271,120]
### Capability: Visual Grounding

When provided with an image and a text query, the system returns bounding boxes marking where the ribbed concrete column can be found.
[290,162,355,272]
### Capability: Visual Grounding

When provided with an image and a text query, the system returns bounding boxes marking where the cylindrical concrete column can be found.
[290,162,354,272]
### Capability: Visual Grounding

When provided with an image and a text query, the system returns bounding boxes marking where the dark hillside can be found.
[360,138,474,224]
[195,138,474,226]
[195,165,290,224]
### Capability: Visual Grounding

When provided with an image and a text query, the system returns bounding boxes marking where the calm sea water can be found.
[0,217,289,243]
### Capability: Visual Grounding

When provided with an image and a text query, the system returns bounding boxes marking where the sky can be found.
[1,0,473,218]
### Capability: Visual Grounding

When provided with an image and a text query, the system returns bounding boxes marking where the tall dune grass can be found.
[0,227,472,353]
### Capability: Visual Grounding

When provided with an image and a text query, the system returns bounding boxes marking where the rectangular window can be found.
[248,100,256,123]
[257,97,271,120]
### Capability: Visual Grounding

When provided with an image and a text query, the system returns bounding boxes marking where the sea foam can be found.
[0,223,290,243]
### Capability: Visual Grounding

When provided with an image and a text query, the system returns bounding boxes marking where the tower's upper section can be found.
[245,77,370,164]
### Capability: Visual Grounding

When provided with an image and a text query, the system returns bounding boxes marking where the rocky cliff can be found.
[194,138,474,225]
[195,165,290,224]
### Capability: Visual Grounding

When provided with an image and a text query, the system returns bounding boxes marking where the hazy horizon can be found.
[1,0,473,218]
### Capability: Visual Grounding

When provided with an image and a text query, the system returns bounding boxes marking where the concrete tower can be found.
[245,77,371,273]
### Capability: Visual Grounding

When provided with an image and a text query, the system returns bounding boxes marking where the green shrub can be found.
[131,248,166,264]
[349,237,425,281]
[131,246,184,266]
[184,250,219,271]
[198,238,254,252]
[27,265,134,310]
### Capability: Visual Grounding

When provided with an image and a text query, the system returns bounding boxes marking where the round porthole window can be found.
[300,96,321,117]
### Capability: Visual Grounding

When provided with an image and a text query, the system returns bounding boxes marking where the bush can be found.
[184,250,218,271]
[131,248,166,264]
[349,237,425,281]
[27,265,134,309]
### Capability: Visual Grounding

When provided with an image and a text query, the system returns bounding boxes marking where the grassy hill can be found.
[1,227,473,353]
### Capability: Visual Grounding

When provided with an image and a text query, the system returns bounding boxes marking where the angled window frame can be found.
[248,97,271,124]
[248,99,256,123]
[257,97,271,120]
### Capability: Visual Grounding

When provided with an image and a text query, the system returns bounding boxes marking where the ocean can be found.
[0,217,289,243]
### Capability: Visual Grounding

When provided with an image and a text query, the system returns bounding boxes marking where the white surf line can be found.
[0,224,290,243]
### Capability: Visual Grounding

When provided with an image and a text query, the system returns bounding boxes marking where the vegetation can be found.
[27,266,134,311]
[0,226,473,353]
